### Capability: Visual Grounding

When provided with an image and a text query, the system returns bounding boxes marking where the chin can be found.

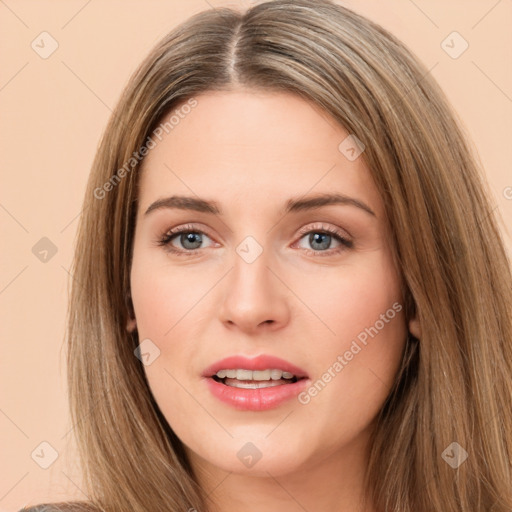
[187,438,310,477]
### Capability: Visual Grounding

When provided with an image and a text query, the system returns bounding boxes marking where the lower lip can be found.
[204,377,310,411]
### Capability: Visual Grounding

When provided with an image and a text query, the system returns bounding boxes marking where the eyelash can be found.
[156,223,353,257]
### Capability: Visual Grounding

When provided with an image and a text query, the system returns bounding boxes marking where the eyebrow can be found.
[144,192,376,217]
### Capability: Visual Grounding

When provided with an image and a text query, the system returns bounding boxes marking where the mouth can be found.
[202,354,309,410]
[211,368,304,389]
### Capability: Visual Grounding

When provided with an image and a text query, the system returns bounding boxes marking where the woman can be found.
[22,0,512,511]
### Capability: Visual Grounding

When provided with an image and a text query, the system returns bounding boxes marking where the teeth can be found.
[225,380,286,389]
[236,369,253,380]
[270,369,283,380]
[214,369,297,381]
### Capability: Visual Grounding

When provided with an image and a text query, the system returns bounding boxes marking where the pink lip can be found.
[202,354,310,411]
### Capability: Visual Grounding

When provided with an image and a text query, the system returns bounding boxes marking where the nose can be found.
[218,248,291,334]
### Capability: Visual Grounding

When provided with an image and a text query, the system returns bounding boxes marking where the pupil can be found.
[310,232,330,250]
[182,232,202,249]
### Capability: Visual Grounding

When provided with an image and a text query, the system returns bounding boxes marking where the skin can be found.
[128,89,420,512]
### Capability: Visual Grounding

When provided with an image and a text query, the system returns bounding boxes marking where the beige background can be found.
[1,0,510,509]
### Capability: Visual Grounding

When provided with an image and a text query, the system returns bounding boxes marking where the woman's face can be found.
[129,89,417,478]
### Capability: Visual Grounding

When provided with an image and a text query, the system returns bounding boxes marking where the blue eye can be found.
[174,232,203,250]
[157,224,213,256]
[157,223,353,257]
[295,225,353,256]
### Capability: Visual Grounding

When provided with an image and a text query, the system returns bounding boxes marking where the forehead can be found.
[137,89,382,217]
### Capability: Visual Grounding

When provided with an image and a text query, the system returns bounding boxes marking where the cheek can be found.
[131,240,406,380]
[294,250,405,349]
[294,257,407,436]
[130,239,407,427]
[130,256,206,340]
[130,262,208,429]
[129,254,214,397]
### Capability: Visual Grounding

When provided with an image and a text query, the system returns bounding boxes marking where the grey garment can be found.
[19,503,101,512]
[19,502,100,512]
[19,507,63,512]
[19,508,60,512]
[19,506,87,512]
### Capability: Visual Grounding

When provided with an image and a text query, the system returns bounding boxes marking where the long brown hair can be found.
[41,1,512,510]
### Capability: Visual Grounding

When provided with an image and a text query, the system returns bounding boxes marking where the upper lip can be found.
[202,354,309,379]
